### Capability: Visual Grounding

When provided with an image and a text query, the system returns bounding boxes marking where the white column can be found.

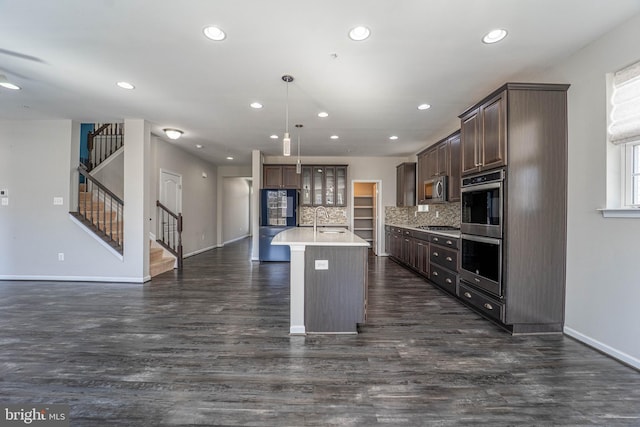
[123,119,150,281]
[289,244,306,335]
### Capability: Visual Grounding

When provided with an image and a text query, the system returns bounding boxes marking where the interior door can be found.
[159,170,182,241]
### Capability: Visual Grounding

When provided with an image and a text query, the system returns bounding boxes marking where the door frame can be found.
[351,179,383,255]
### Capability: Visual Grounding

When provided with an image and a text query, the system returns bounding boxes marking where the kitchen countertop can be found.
[272,227,370,247]
[385,223,461,239]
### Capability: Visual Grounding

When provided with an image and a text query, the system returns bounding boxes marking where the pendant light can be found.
[282,75,294,156]
[295,124,303,174]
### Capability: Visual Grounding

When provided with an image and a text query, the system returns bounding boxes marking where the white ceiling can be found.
[2,0,640,165]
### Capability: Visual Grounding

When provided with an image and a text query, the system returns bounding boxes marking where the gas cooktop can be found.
[416,225,460,231]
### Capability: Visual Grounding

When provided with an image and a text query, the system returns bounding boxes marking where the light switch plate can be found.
[53,197,64,205]
[315,259,329,270]
[0,189,7,196]
[1,197,8,206]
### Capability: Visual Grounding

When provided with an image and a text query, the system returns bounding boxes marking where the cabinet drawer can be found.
[411,230,429,241]
[458,282,504,323]
[429,234,458,249]
[429,245,458,271]
[429,263,457,295]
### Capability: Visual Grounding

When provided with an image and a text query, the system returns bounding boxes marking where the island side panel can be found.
[289,245,306,335]
[304,246,367,333]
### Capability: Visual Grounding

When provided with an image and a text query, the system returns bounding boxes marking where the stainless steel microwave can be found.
[423,176,448,203]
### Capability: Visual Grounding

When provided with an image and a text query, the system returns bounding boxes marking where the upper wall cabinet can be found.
[416,130,461,203]
[263,164,300,189]
[460,91,507,175]
[396,162,416,207]
[301,165,347,207]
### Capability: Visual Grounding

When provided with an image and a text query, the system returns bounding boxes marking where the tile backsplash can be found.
[385,202,461,227]
[299,206,348,226]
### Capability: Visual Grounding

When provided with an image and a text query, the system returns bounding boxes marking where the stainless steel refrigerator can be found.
[259,189,298,261]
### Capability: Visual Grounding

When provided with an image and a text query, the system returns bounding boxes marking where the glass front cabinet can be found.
[300,165,347,207]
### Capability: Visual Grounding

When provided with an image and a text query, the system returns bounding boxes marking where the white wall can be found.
[0,120,149,282]
[517,13,640,368]
[151,136,218,257]
[222,177,251,244]
[216,165,252,247]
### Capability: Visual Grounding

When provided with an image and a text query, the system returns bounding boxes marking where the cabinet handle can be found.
[483,303,493,310]
[433,252,439,257]
[446,240,453,245]
[464,292,472,299]
[433,271,439,276]
[433,237,439,242]
[474,278,481,283]
[446,256,453,262]
[445,278,452,284]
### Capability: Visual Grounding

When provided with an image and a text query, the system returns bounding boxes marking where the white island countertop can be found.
[272,227,370,247]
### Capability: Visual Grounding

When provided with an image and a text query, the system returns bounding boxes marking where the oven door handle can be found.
[461,181,501,193]
[461,234,501,245]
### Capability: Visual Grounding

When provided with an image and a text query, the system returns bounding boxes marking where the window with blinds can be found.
[610,60,640,206]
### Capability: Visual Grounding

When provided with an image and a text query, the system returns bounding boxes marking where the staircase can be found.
[150,242,177,277]
[73,122,182,277]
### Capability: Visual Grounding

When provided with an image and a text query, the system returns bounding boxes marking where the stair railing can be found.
[83,123,124,171]
[156,201,183,269]
[76,165,124,253]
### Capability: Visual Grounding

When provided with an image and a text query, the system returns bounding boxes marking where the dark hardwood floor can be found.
[1,238,639,426]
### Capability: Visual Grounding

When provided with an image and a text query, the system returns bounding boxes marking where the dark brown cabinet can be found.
[416,130,461,203]
[299,165,347,206]
[460,90,507,175]
[396,162,416,207]
[263,164,300,189]
[458,82,570,334]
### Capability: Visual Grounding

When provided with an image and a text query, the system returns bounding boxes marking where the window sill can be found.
[597,208,640,218]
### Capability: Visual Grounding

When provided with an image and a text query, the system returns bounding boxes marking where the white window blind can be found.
[609,60,640,145]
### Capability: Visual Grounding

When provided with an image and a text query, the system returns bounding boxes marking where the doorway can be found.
[351,180,382,255]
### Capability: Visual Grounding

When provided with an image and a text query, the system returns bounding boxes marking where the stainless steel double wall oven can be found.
[460,169,505,298]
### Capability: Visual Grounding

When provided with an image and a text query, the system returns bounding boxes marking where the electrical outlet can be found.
[1,198,7,206]
[435,211,439,218]
[58,253,64,261]
[53,197,63,205]
[315,259,329,270]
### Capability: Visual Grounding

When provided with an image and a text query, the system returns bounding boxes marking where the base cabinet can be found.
[304,246,367,333]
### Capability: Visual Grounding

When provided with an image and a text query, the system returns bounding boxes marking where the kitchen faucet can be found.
[313,206,329,234]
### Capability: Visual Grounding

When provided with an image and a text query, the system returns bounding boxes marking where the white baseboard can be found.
[564,326,640,370]
[184,244,220,258]
[223,234,250,245]
[0,275,146,283]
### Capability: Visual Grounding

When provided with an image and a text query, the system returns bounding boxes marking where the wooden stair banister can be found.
[156,200,183,269]
[84,123,123,171]
[74,165,124,253]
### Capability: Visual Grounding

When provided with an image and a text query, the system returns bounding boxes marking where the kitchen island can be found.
[271,227,369,335]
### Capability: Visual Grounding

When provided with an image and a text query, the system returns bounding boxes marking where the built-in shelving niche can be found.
[353,182,376,244]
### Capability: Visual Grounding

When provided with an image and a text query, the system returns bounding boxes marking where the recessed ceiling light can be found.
[330,135,339,140]
[389,136,398,140]
[203,26,226,41]
[196,144,203,149]
[226,156,234,160]
[318,111,329,118]
[349,26,371,41]
[116,81,135,90]
[250,102,263,109]
[270,134,279,140]
[163,128,183,140]
[482,29,508,44]
[417,103,431,110]
[0,75,20,90]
